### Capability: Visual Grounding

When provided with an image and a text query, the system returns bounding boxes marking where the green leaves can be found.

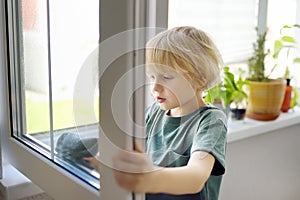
[271,24,300,79]
[281,36,296,43]
[291,87,300,109]
[204,66,249,109]
[294,58,300,63]
[248,29,267,81]
[273,35,296,59]
[204,85,220,104]
[273,40,284,59]
[281,24,300,32]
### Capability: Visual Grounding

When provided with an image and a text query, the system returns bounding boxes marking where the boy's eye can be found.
[163,75,173,80]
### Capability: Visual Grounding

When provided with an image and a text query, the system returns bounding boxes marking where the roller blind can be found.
[168,0,257,64]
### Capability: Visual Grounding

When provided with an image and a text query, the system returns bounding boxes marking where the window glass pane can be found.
[266,0,299,83]
[14,0,100,187]
[23,0,49,134]
[168,0,257,64]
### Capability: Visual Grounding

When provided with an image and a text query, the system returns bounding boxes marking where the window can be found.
[9,0,100,188]
[1,0,149,199]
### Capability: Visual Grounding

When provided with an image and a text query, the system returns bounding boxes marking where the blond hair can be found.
[146,26,223,91]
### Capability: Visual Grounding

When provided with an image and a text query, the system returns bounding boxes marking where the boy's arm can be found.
[151,151,215,194]
[113,150,215,195]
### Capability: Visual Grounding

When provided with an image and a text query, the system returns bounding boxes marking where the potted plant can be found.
[205,66,249,120]
[272,24,300,79]
[246,29,286,121]
[271,24,300,112]
[225,68,250,120]
[204,79,230,116]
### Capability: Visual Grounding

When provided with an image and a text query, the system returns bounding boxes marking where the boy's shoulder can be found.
[201,104,227,117]
[199,104,227,125]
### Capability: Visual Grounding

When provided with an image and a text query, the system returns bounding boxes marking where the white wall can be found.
[220,123,300,199]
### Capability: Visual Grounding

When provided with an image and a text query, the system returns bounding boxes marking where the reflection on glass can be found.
[20,0,100,184]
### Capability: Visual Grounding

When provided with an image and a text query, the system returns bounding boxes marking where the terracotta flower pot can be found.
[246,79,285,121]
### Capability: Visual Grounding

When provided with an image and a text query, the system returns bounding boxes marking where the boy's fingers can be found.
[134,140,145,153]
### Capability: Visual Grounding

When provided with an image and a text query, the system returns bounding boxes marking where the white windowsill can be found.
[0,161,45,199]
[227,107,300,143]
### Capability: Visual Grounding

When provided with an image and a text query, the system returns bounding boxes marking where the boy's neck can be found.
[168,95,205,117]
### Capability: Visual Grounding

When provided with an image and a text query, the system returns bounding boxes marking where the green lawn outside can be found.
[26,98,99,134]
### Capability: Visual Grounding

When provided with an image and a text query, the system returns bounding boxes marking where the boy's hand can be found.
[83,152,101,173]
[112,141,158,193]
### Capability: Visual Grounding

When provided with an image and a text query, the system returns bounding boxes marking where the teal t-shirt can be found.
[145,103,227,200]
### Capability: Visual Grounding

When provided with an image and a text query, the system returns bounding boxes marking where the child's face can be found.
[146,65,199,117]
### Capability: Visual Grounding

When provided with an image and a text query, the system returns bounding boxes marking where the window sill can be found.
[227,107,300,143]
[0,161,45,199]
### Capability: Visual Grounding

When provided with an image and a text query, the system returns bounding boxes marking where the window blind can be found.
[168,0,257,64]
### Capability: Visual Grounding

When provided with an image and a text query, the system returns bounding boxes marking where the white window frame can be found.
[0,0,151,199]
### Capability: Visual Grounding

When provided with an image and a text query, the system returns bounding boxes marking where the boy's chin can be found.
[158,104,169,110]
[158,105,172,114]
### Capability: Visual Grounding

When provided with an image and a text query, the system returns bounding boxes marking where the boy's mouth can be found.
[156,96,166,103]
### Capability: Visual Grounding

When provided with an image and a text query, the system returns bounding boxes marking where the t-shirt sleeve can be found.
[191,109,227,176]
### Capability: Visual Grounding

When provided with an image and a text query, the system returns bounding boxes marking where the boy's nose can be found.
[152,82,163,93]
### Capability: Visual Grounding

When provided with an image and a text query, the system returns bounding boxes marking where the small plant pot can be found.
[230,108,246,120]
[246,79,285,121]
